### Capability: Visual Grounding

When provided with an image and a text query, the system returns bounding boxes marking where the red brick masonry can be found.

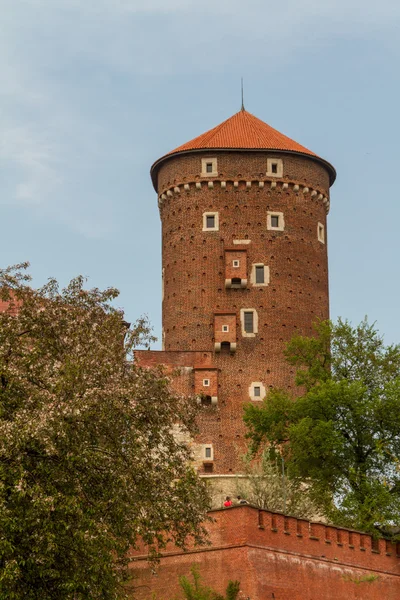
[129,506,400,600]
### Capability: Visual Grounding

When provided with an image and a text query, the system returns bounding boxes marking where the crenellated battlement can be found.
[130,506,400,600]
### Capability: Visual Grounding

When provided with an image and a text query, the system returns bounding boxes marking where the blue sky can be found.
[1,0,399,345]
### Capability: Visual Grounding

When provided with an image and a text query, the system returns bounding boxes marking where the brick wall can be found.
[146,149,331,475]
[129,506,400,600]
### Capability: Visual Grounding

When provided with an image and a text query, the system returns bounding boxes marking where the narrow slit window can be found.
[271,163,278,174]
[255,266,264,284]
[271,215,279,228]
[244,311,254,333]
[206,215,215,229]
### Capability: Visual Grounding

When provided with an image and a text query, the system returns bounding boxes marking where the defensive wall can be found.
[129,505,400,600]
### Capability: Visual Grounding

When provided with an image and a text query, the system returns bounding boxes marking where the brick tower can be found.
[137,108,335,487]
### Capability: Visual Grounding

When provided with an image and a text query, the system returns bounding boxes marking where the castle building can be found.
[132,111,400,600]
[136,107,336,482]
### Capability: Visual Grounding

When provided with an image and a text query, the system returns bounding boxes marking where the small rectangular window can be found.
[271,215,279,228]
[203,379,210,387]
[205,447,212,458]
[206,163,213,173]
[271,163,278,174]
[222,325,229,332]
[255,266,264,284]
[206,215,215,229]
[244,311,254,333]
[233,260,240,268]
[254,386,261,397]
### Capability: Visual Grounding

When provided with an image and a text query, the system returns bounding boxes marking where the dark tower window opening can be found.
[271,215,279,228]
[203,463,213,473]
[255,266,265,284]
[244,311,254,333]
[233,260,240,268]
[271,163,278,174]
[231,277,241,286]
[206,162,213,173]
[254,386,261,397]
[206,215,215,229]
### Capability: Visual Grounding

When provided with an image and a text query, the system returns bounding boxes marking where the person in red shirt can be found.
[223,496,233,507]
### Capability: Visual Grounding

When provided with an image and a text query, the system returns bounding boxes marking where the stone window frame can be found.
[203,378,210,387]
[266,158,283,178]
[250,263,270,287]
[203,211,219,232]
[240,308,258,338]
[267,211,285,232]
[222,324,229,333]
[249,381,266,401]
[201,157,218,177]
[232,259,240,268]
[318,222,325,244]
[203,444,214,460]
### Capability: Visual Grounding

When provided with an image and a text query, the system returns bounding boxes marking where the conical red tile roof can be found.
[151,109,336,186]
[168,109,316,156]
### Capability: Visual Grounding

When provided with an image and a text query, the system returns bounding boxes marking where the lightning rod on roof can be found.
[241,77,245,111]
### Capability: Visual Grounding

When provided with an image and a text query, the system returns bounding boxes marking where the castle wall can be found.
[129,506,400,600]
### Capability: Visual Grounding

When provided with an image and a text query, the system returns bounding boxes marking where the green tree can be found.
[174,566,240,600]
[244,318,400,537]
[0,264,210,600]
[236,450,318,519]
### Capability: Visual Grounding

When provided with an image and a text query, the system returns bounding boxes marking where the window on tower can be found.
[255,266,264,283]
[201,157,218,176]
[271,215,279,228]
[251,264,270,287]
[203,212,219,231]
[240,308,258,337]
[266,157,283,177]
[249,382,265,401]
[267,211,285,231]
[244,312,254,333]
[318,222,325,244]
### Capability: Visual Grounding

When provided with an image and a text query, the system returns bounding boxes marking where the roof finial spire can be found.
[241,77,245,111]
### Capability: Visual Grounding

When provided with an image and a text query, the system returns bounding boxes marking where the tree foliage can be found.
[173,566,240,600]
[0,263,210,599]
[236,451,318,519]
[244,318,400,537]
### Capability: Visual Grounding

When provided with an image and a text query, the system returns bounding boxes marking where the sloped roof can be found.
[168,109,316,156]
[151,109,336,187]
